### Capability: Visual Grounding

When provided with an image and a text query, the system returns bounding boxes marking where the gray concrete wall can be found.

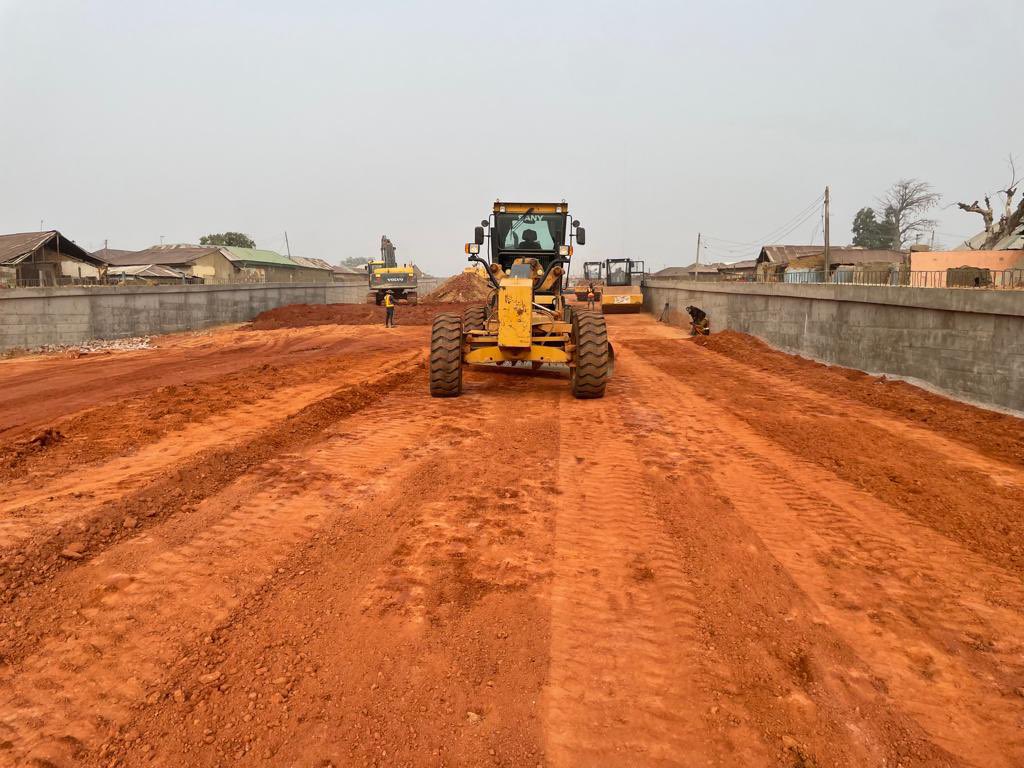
[0,277,444,352]
[643,279,1024,412]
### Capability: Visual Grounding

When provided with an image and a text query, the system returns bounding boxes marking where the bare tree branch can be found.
[956,199,994,232]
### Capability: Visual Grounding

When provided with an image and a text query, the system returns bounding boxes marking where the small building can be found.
[0,230,106,287]
[222,247,332,283]
[105,264,198,285]
[98,245,236,284]
[653,263,726,282]
[756,245,905,283]
[909,249,1024,288]
[331,263,366,282]
[717,259,757,280]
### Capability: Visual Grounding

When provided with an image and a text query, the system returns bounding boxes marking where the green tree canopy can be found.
[851,207,897,249]
[339,256,368,267]
[199,232,255,248]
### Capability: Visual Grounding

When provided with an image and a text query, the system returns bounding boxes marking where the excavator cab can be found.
[429,200,613,399]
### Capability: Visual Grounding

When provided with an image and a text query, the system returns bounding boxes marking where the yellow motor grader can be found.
[429,201,612,399]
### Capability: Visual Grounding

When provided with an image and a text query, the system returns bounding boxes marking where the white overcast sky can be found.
[1,0,1020,273]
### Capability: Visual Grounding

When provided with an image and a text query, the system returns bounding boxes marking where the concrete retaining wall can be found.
[643,279,1024,412]
[0,277,443,352]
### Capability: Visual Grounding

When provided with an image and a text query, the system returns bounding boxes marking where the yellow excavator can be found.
[429,201,612,399]
[366,235,418,305]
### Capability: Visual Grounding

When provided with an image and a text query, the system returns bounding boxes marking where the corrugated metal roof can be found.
[0,231,103,266]
[106,264,188,279]
[718,259,757,270]
[100,245,226,267]
[654,263,727,277]
[222,246,300,268]
[288,256,332,271]
[959,223,1024,251]
[332,263,365,274]
[92,247,135,263]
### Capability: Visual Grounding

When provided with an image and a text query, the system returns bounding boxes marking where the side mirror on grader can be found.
[430,201,613,400]
[576,226,586,245]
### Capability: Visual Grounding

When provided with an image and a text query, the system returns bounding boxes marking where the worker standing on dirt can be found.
[686,305,710,336]
[383,290,396,328]
[586,283,596,310]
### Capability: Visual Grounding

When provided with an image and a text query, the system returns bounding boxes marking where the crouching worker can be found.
[383,290,396,328]
[686,305,710,336]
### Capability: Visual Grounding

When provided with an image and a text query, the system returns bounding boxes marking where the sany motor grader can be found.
[366,235,418,305]
[429,201,613,399]
[572,261,605,302]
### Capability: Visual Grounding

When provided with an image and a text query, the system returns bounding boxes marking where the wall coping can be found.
[644,278,1024,318]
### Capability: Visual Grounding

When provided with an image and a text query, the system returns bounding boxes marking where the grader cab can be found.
[429,201,613,399]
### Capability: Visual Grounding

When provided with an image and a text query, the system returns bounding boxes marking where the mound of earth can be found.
[423,271,492,303]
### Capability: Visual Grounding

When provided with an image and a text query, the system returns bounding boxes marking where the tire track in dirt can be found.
[0,353,425,668]
[0,380,472,766]
[623,338,1024,578]
[92,372,557,766]
[545,377,753,766]
[618,339,1023,766]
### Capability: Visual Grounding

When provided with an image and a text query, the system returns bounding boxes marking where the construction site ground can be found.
[1,309,1023,768]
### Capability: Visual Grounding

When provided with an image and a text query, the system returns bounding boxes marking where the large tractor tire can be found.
[429,313,463,398]
[463,305,487,332]
[570,310,611,399]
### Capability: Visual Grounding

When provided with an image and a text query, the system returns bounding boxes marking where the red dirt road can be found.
[1,313,1022,767]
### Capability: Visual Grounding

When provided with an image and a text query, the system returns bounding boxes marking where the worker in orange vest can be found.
[383,290,396,328]
[586,283,596,310]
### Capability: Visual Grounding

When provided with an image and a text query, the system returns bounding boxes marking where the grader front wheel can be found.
[429,313,463,397]
[571,310,611,399]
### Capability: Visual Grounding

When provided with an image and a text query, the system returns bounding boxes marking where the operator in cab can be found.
[383,289,396,328]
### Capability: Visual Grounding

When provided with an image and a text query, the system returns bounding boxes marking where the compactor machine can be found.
[572,261,605,302]
[600,258,646,312]
[429,201,612,399]
[366,235,418,305]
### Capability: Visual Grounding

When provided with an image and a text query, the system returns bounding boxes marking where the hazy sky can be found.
[1,0,1020,273]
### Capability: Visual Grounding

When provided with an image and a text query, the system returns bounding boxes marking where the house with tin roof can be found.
[98,245,236,283]
[0,230,106,288]
[221,247,332,283]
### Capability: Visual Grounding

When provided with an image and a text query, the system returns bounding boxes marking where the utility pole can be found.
[694,232,701,281]
[823,187,831,282]
[284,231,292,258]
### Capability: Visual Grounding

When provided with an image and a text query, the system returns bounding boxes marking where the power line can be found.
[703,192,825,249]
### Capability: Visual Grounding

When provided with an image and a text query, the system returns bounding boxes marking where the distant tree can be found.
[339,256,368,267]
[851,207,898,249]
[876,179,941,250]
[957,155,1023,249]
[199,232,255,248]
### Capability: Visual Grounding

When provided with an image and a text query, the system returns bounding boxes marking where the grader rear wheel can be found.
[570,309,611,399]
[429,313,463,398]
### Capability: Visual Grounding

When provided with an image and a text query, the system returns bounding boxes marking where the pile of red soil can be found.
[423,271,492,303]
[692,330,1024,465]
[247,302,478,330]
